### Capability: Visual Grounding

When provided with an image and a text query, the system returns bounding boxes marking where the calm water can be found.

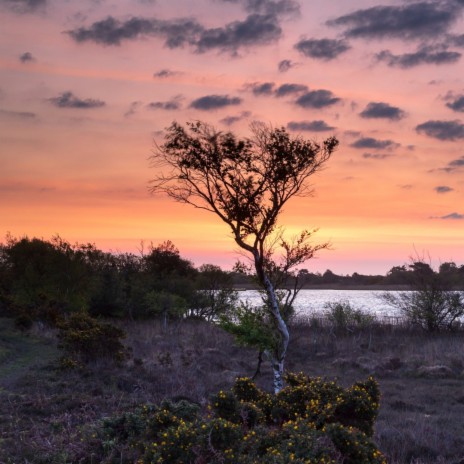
[238,289,402,317]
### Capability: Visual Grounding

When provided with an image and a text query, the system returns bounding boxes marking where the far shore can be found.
[233,284,413,291]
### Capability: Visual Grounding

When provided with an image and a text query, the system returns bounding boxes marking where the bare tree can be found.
[150,121,338,392]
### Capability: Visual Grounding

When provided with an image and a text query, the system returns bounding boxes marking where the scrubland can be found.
[1,317,464,463]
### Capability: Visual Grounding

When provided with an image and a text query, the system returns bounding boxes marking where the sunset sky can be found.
[1,0,464,275]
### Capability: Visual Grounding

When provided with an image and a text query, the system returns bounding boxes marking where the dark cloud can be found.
[327,2,463,40]
[435,185,454,193]
[67,16,203,47]
[447,33,464,47]
[416,120,464,140]
[294,37,350,60]
[48,91,105,109]
[147,97,182,110]
[153,68,180,78]
[295,89,340,109]
[220,110,251,126]
[190,94,242,110]
[362,152,393,160]
[359,101,406,120]
[245,81,275,96]
[19,52,35,63]
[445,94,464,112]
[449,155,464,167]
[195,14,282,54]
[287,120,335,132]
[435,212,464,220]
[351,137,399,150]
[67,14,282,55]
[274,83,307,97]
[0,109,36,119]
[377,45,461,68]
[277,59,295,72]
[1,0,46,13]
[219,0,300,18]
[124,101,142,117]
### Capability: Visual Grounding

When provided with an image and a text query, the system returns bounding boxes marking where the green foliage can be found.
[95,374,385,464]
[0,235,102,324]
[219,302,277,353]
[57,312,128,365]
[325,301,375,332]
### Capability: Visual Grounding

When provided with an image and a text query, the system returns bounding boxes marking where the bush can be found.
[325,301,375,332]
[382,259,464,331]
[57,312,129,366]
[95,373,385,464]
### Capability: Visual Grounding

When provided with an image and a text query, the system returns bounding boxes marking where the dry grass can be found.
[1,317,464,463]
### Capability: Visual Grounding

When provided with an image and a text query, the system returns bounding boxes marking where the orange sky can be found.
[1,0,464,274]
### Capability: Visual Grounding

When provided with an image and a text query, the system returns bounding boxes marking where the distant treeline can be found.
[1,235,464,326]
[297,262,464,289]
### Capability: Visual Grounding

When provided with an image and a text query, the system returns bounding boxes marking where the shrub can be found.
[96,373,385,464]
[57,312,128,365]
[325,301,375,332]
[382,259,464,331]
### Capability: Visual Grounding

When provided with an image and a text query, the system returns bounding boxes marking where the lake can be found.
[238,289,402,317]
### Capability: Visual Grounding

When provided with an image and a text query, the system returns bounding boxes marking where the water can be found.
[237,289,402,317]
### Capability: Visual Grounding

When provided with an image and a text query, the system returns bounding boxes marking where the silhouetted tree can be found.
[150,121,338,392]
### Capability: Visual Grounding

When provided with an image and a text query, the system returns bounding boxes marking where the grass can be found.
[1,317,464,463]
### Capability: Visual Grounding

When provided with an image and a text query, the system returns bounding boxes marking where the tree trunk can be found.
[272,357,285,394]
[253,251,290,394]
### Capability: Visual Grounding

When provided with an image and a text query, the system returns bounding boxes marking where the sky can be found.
[1,0,464,275]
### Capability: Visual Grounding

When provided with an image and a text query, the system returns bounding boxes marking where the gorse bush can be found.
[57,312,128,366]
[97,373,385,463]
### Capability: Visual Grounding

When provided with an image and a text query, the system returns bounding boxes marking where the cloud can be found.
[447,33,464,47]
[245,81,275,96]
[124,101,143,117]
[0,109,37,119]
[295,89,341,109]
[449,156,464,167]
[190,94,242,110]
[435,212,464,220]
[351,137,399,150]
[287,120,335,132]
[195,14,282,54]
[359,101,406,120]
[19,52,35,63]
[147,96,182,110]
[274,83,308,97]
[294,37,350,60]
[362,152,393,160]
[277,59,295,72]
[377,45,461,68]
[1,0,46,13]
[48,91,105,109]
[219,0,300,18]
[153,68,180,78]
[445,94,464,112]
[435,185,454,193]
[416,120,464,140]
[220,110,251,126]
[327,2,464,40]
[67,14,283,55]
